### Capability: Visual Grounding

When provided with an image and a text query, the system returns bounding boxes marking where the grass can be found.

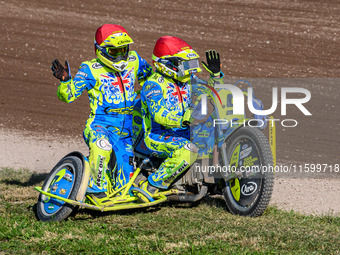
[0,168,339,254]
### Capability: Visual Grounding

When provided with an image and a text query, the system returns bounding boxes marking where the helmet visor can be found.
[178,59,200,76]
[182,59,199,71]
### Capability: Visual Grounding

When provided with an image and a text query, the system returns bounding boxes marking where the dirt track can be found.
[0,0,339,215]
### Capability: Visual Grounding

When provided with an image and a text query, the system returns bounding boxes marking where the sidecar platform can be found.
[35,186,176,212]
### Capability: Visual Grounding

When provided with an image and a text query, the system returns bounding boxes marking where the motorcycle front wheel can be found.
[37,156,83,222]
[221,127,274,217]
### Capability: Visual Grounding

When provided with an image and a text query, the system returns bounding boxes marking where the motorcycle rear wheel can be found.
[222,127,274,217]
[37,156,83,222]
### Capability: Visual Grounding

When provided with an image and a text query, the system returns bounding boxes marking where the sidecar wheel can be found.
[37,156,83,222]
[221,127,274,217]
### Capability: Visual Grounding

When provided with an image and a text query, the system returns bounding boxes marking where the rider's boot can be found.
[136,180,159,203]
[87,142,113,204]
[87,170,113,205]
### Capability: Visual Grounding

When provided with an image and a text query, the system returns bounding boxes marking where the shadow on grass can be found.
[62,197,225,221]
[65,196,228,221]
[75,204,162,220]
[0,172,48,187]
[201,195,228,209]
[163,195,228,209]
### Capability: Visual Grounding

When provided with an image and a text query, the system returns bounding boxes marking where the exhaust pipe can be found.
[167,185,208,202]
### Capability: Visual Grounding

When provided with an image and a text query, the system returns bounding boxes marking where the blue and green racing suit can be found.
[57,51,152,192]
[140,72,224,189]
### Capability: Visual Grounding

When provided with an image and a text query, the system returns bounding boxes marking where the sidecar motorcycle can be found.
[36,80,276,221]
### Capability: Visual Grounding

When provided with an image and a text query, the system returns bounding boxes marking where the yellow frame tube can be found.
[269,116,277,166]
[35,163,177,212]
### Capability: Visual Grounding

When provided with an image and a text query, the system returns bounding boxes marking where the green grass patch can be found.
[0,168,339,254]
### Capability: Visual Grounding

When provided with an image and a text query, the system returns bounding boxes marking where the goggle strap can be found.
[152,55,173,65]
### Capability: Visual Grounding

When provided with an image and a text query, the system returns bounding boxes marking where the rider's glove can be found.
[51,59,71,82]
[182,108,194,127]
[201,49,221,77]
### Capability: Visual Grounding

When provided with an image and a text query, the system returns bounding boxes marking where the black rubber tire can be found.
[37,156,83,222]
[222,127,274,217]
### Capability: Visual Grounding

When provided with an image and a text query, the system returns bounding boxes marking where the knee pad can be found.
[174,142,199,165]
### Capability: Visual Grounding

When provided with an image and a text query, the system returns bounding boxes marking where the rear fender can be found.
[62,151,90,202]
[217,124,243,148]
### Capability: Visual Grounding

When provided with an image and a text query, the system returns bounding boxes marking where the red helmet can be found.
[152,36,201,82]
[94,24,134,72]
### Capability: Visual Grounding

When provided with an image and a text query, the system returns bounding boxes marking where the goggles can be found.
[178,59,200,76]
[158,57,200,77]
[107,46,128,57]
[95,41,129,63]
